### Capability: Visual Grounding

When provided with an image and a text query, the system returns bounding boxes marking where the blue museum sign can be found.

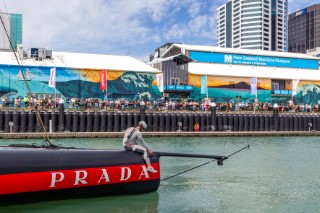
[190,51,319,70]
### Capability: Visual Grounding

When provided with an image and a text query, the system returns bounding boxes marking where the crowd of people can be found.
[0,96,319,113]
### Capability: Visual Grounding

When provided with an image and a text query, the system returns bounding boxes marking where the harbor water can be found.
[0,136,319,212]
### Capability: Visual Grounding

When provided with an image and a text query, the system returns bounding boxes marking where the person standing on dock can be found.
[123,121,157,173]
[24,96,29,108]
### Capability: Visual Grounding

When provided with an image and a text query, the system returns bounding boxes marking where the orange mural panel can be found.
[106,70,124,80]
[188,74,201,87]
[188,74,271,90]
[298,80,320,86]
[79,69,124,82]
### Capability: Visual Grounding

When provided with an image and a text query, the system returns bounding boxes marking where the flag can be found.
[292,79,300,96]
[250,77,257,96]
[48,68,56,88]
[156,73,163,92]
[100,70,107,90]
[201,76,207,95]
[106,70,108,92]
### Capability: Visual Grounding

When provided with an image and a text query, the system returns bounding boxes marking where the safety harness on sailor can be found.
[127,128,137,139]
[125,128,137,151]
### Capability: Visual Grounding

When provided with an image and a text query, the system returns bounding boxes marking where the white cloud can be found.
[2,0,182,54]
[163,23,190,40]
[1,0,319,59]
[188,1,202,17]
[188,15,209,34]
[142,0,182,22]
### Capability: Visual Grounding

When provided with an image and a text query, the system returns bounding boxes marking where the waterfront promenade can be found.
[1,104,320,136]
[1,131,320,139]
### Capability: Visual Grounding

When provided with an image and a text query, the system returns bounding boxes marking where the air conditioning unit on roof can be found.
[46,50,52,59]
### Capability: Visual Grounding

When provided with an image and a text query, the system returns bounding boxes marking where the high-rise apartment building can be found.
[0,13,22,50]
[217,0,287,51]
[288,4,320,53]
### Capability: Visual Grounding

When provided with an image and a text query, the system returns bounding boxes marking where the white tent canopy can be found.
[0,50,159,73]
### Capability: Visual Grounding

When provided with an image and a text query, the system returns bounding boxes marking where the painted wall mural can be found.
[188,74,320,105]
[296,81,320,106]
[1,64,320,105]
[0,65,161,100]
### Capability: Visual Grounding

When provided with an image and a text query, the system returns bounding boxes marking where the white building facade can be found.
[217,0,287,51]
[150,43,320,105]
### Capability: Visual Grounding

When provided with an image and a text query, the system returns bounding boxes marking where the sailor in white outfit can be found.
[123,121,157,173]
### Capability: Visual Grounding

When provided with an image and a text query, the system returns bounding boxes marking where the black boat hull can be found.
[0,147,160,205]
[0,180,160,205]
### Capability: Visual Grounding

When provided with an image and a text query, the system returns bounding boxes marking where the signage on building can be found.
[190,51,319,70]
[295,8,307,17]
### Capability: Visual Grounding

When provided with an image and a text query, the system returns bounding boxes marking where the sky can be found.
[0,0,319,61]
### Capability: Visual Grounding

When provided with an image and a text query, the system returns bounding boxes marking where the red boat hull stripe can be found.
[0,163,160,194]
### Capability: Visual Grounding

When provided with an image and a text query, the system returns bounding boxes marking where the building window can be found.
[242,27,262,32]
[242,4,262,9]
[242,32,262,37]
[271,79,285,94]
[242,37,262,41]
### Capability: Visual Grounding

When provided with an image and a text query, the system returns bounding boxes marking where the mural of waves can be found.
[51,71,161,100]
[1,64,320,105]
[0,86,18,97]
[191,88,272,103]
[0,64,161,100]
[297,84,320,106]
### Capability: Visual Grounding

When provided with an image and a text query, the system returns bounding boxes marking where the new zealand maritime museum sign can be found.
[190,51,319,70]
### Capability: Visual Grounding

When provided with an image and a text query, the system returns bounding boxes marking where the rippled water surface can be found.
[0,136,320,213]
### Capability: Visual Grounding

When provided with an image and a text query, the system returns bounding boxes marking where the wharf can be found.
[0,131,320,139]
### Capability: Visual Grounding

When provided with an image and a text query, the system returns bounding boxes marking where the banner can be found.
[250,77,257,96]
[48,68,56,88]
[100,70,107,90]
[190,51,319,70]
[156,73,163,92]
[201,76,207,95]
[292,79,300,96]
